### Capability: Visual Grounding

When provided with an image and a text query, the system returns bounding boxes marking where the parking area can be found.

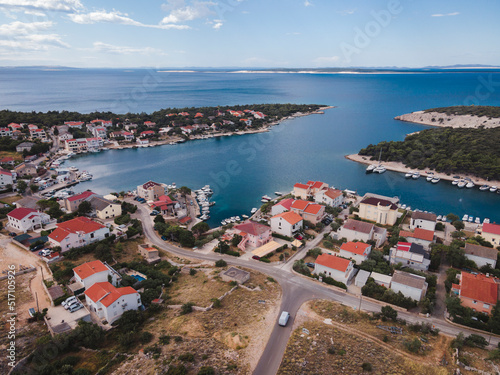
[45,302,91,335]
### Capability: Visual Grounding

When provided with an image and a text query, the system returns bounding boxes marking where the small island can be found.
[347,106,500,184]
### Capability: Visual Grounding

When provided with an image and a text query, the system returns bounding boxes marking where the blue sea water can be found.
[1,68,500,226]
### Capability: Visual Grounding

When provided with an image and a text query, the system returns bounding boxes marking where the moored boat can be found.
[431,177,440,184]
[274,192,283,196]
[490,186,498,192]
[374,165,386,173]
[452,179,459,185]
[457,180,466,188]
[466,182,475,189]
[479,184,490,191]
[475,217,481,224]
[468,216,473,222]
[251,208,258,214]
[366,164,376,173]
[412,172,420,180]
[462,214,468,221]
[405,172,413,179]
[426,172,434,181]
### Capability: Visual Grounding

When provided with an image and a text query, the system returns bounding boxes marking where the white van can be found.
[278,311,290,326]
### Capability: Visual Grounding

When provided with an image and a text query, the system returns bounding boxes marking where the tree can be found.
[447,213,459,222]
[30,184,39,193]
[16,180,27,193]
[231,234,242,246]
[452,220,465,231]
[381,305,398,321]
[179,229,195,247]
[192,221,209,237]
[154,214,165,224]
[217,240,230,254]
[77,200,92,216]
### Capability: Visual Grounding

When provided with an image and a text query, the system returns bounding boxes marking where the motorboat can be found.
[462,214,468,221]
[366,164,376,173]
[468,216,473,222]
[457,180,466,188]
[490,186,498,192]
[431,177,440,184]
[251,208,258,214]
[262,195,272,201]
[426,173,434,181]
[221,220,227,226]
[466,182,475,189]
[401,204,407,210]
[479,184,490,191]
[452,179,459,185]
[69,166,78,172]
[200,214,210,221]
[373,165,386,173]
[412,172,420,180]
[275,192,283,196]
[475,217,481,224]
[436,215,442,221]
[484,218,490,224]
[235,216,241,221]
[405,171,413,179]
[242,214,249,219]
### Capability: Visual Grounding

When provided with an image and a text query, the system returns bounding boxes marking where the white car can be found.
[68,303,83,313]
[62,296,78,309]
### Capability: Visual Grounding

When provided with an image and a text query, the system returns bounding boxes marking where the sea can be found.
[2,67,500,226]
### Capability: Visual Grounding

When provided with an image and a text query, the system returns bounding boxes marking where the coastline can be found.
[395,111,500,129]
[345,153,500,186]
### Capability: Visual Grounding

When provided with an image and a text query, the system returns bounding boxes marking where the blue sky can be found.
[0,0,498,68]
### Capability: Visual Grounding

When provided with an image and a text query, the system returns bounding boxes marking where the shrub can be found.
[166,365,187,375]
[211,298,221,308]
[178,352,194,362]
[362,362,373,372]
[404,338,421,353]
[259,257,271,263]
[189,268,197,276]
[174,336,183,342]
[327,346,336,355]
[159,335,171,345]
[197,367,215,375]
[140,331,153,344]
[180,302,194,315]
[215,259,227,267]
[321,276,347,290]
[381,306,398,321]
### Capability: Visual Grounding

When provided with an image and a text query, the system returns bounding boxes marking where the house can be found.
[390,270,428,301]
[64,190,97,213]
[90,126,107,139]
[452,272,499,315]
[73,260,121,289]
[399,228,435,250]
[48,217,110,252]
[479,223,500,246]
[271,198,294,216]
[58,132,73,142]
[339,241,372,264]
[337,219,387,247]
[306,180,329,195]
[85,282,141,324]
[221,267,250,284]
[314,253,355,285]
[8,122,21,130]
[355,269,371,288]
[159,127,173,135]
[370,272,392,287]
[136,138,149,145]
[0,157,15,165]
[151,195,177,215]
[464,243,498,268]
[293,183,311,199]
[239,118,252,126]
[137,181,165,201]
[30,128,48,141]
[64,121,84,129]
[389,242,430,271]
[144,121,156,127]
[138,244,161,264]
[110,130,134,141]
[88,196,122,220]
[16,142,34,152]
[86,137,104,149]
[290,199,325,224]
[0,127,13,137]
[314,187,344,207]
[140,130,155,138]
[90,119,112,127]
[233,221,272,251]
[14,162,37,177]
[270,211,303,237]
[410,211,437,231]
[7,208,51,233]
[0,168,13,188]
[65,139,78,153]
[358,194,399,225]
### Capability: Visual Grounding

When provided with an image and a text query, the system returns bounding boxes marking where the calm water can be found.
[1,68,500,225]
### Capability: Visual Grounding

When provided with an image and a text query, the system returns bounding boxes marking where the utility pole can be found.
[358,294,362,311]
[35,292,39,312]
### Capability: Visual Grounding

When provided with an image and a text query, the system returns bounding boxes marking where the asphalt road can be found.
[133,203,500,375]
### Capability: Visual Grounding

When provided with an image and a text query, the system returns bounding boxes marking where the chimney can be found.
[486,273,490,278]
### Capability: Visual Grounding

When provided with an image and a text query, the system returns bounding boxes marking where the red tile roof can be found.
[340,241,371,255]
[272,211,303,225]
[303,203,323,215]
[49,217,105,242]
[291,200,309,210]
[142,180,161,190]
[396,242,412,251]
[273,197,293,211]
[307,181,325,189]
[7,207,38,220]
[324,188,343,200]
[179,216,192,224]
[85,282,137,307]
[294,183,310,190]
[234,221,270,237]
[316,253,351,272]
[73,260,109,280]
[0,168,12,176]
[460,272,499,305]
[67,190,95,202]
[483,223,500,236]
[400,228,434,242]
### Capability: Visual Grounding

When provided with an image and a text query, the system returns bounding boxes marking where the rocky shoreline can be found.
[395,110,500,129]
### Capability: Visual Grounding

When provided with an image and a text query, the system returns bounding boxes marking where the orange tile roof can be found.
[460,272,499,305]
[307,181,325,189]
[85,282,137,307]
[273,211,303,225]
[73,260,109,280]
[400,228,434,242]
[291,199,309,210]
[340,241,371,255]
[324,188,343,200]
[303,203,323,215]
[234,221,270,237]
[294,183,309,190]
[273,198,294,210]
[316,253,351,272]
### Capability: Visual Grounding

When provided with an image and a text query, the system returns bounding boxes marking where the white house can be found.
[339,241,372,264]
[293,183,310,199]
[410,211,437,231]
[89,196,122,220]
[85,282,141,324]
[314,253,355,285]
[390,270,428,301]
[137,180,165,201]
[7,207,51,233]
[314,187,344,207]
[399,228,435,250]
[370,272,392,287]
[233,221,271,251]
[0,127,13,137]
[336,219,387,247]
[464,243,498,268]
[389,242,430,271]
[0,168,13,188]
[270,211,303,237]
[73,260,121,289]
[48,216,110,252]
[271,198,294,216]
[479,223,500,247]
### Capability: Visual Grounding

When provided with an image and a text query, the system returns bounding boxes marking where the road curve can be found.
[133,203,500,375]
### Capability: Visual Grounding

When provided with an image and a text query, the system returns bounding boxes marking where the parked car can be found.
[68,303,83,313]
[62,296,78,309]
[150,210,159,216]
[8,232,16,237]
[252,255,261,260]
[278,311,290,326]
[161,235,168,241]
[38,249,51,257]
[294,234,303,240]
[306,262,315,268]
[31,244,45,252]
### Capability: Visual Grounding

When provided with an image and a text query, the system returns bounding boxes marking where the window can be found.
[472,300,477,304]
[90,233,95,238]
[484,304,490,309]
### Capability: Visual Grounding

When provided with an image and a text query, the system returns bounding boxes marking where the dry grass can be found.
[0,195,23,205]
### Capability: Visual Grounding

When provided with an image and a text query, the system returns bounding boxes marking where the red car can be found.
[294,234,303,240]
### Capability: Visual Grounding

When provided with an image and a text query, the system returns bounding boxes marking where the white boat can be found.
[412,172,420,180]
[462,214,468,221]
[490,186,498,192]
[221,220,227,225]
[457,180,466,188]
[200,214,210,221]
[275,192,283,196]
[69,166,78,172]
[406,206,411,211]
[436,215,442,221]
[242,214,249,219]
[401,204,407,209]
[251,208,258,214]
[475,217,481,224]
[405,172,413,179]
[366,164,376,173]
[374,165,386,173]
[426,173,434,181]
[452,179,459,185]
[466,182,475,189]
[235,216,241,221]
[262,195,272,201]
[468,216,473,222]
[479,184,490,191]
[431,177,440,184]
[484,218,490,224]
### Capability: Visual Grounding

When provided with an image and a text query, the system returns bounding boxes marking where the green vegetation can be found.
[424,105,500,118]
[361,278,417,309]
[359,126,500,180]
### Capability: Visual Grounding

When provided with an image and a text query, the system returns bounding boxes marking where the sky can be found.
[0,0,499,68]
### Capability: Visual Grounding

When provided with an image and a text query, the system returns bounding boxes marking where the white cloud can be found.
[69,10,190,29]
[213,22,222,29]
[304,0,313,7]
[93,41,163,55]
[160,1,215,24]
[338,9,356,15]
[0,20,52,35]
[431,12,459,17]
[313,56,340,65]
[0,0,82,12]
[0,20,68,51]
